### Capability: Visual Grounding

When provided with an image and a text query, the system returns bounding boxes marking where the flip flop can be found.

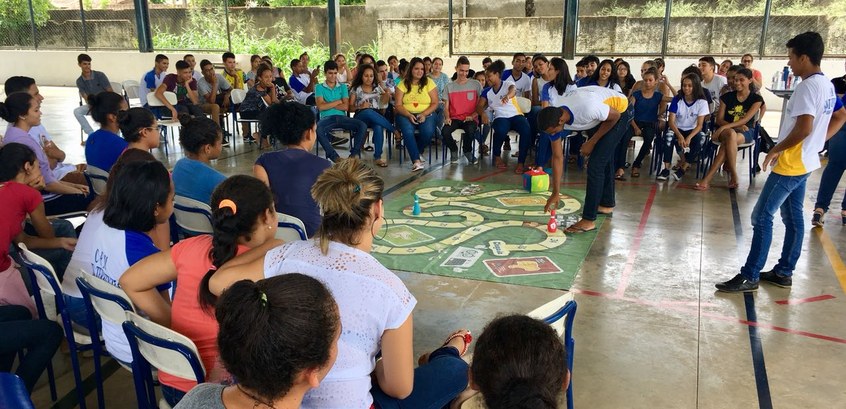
[693,183,710,191]
[727,182,739,189]
[631,169,640,178]
[615,174,626,181]
[374,159,388,168]
[565,225,596,234]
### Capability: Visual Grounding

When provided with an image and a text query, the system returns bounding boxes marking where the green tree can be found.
[0,0,50,31]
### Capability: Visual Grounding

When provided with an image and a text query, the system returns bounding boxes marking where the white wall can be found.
[2,49,843,111]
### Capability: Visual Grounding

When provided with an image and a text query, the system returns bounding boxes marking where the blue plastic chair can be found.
[123,311,206,409]
[541,300,577,409]
[16,244,84,408]
[76,274,136,409]
[0,372,35,409]
[172,195,214,237]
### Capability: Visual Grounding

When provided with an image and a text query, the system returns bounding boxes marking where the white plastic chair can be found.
[85,165,109,196]
[230,88,264,140]
[146,91,180,152]
[276,212,308,242]
[173,195,214,236]
[123,311,205,409]
[122,80,142,107]
[109,81,123,94]
[515,96,532,114]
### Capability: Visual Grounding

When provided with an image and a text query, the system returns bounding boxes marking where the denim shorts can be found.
[741,127,756,144]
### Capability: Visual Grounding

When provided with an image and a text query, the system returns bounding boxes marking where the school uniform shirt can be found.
[583,79,623,93]
[551,86,628,134]
[482,79,523,119]
[289,74,313,104]
[773,73,838,176]
[0,182,42,271]
[63,211,105,298]
[668,96,710,131]
[397,80,437,115]
[444,79,482,120]
[720,91,764,128]
[140,69,168,106]
[702,75,727,113]
[501,69,532,97]
[534,76,550,101]
[540,82,579,108]
[88,223,169,364]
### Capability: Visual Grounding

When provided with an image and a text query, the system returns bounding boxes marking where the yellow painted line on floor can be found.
[814,228,846,296]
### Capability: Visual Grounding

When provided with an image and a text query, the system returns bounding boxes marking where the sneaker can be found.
[759,270,792,288]
[221,137,230,147]
[671,168,685,181]
[331,136,349,147]
[715,274,758,293]
[464,152,477,165]
[450,149,459,163]
[656,169,670,181]
[411,161,425,172]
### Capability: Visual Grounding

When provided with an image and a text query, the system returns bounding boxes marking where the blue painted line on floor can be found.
[383,162,446,197]
[730,189,774,409]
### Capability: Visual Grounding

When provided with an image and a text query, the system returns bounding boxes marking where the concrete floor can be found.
[16,86,846,408]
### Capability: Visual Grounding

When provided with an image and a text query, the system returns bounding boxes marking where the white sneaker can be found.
[411,162,425,172]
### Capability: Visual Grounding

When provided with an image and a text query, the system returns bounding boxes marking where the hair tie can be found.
[218,199,237,214]
[353,184,361,193]
[259,291,268,307]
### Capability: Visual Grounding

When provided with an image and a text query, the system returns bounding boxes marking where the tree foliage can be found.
[0,0,50,31]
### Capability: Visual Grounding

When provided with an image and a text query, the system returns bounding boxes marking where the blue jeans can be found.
[397,114,437,162]
[354,109,395,160]
[740,172,809,281]
[371,346,469,409]
[492,116,531,162]
[814,125,846,212]
[317,115,368,161]
[583,107,633,221]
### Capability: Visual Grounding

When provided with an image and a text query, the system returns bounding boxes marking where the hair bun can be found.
[116,109,130,125]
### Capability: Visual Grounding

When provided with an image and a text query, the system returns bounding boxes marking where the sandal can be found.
[812,209,825,227]
[364,145,374,152]
[514,163,525,174]
[495,157,507,169]
[374,159,388,168]
[631,168,640,178]
[418,329,473,365]
[693,183,710,191]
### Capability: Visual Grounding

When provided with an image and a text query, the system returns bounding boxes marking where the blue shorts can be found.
[741,127,756,144]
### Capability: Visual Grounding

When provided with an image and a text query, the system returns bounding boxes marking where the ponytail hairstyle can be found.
[177,114,222,154]
[403,57,429,92]
[0,143,37,182]
[549,57,574,96]
[310,158,384,255]
[472,315,568,409]
[88,91,126,125]
[118,107,156,143]
[734,67,758,94]
[91,148,156,212]
[679,73,707,102]
[0,92,35,124]
[261,101,316,145]
[199,175,275,312]
[215,274,340,403]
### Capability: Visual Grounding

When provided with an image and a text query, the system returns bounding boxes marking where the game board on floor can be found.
[373,180,603,290]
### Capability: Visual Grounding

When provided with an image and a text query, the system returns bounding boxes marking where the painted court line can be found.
[730,189,773,409]
[813,228,846,296]
[774,294,836,305]
[615,184,658,297]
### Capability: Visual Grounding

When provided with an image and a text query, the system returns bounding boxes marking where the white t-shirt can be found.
[63,210,105,298]
[482,79,523,119]
[505,71,532,98]
[534,76,549,102]
[540,82,578,108]
[702,75,727,113]
[773,73,838,176]
[88,221,164,363]
[555,86,629,131]
[668,96,710,131]
[263,240,416,409]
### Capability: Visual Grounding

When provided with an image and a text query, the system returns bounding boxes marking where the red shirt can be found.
[0,182,42,270]
[159,235,248,392]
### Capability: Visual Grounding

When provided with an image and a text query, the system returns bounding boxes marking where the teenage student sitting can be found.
[478,60,531,173]
[140,54,169,107]
[84,91,129,172]
[155,60,203,119]
[197,59,232,145]
[396,57,440,172]
[315,60,368,163]
[349,64,396,167]
[239,64,279,145]
[74,53,113,137]
[657,73,710,182]
[582,59,623,92]
[627,68,666,178]
[172,115,226,204]
[442,56,483,164]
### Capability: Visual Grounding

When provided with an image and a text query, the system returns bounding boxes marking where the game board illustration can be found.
[373,181,604,290]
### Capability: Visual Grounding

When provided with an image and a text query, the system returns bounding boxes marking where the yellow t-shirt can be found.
[223,68,247,90]
[397,80,437,114]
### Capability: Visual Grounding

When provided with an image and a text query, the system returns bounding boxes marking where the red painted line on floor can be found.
[469,168,508,182]
[615,184,658,297]
[774,294,835,305]
[570,288,846,345]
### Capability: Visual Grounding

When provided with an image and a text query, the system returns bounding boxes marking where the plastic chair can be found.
[123,311,205,409]
[0,373,35,409]
[528,295,577,409]
[16,244,90,409]
[85,165,109,196]
[122,80,142,107]
[703,121,761,185]
[276,212,308,242]
[173,196,214,237]
[146,91,180,154]
[230,88,263,143]
[109,81,123,95]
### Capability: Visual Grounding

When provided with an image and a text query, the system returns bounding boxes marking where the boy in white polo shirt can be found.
[537,86,631,234]
[717,32,846,292]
